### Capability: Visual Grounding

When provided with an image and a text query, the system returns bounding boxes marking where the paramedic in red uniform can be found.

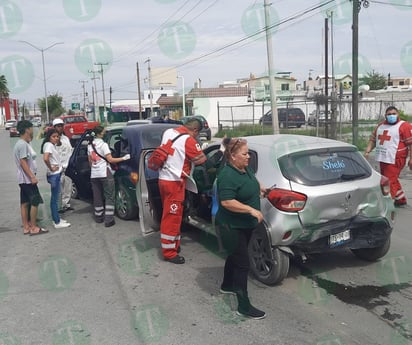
[159,118,207,264]
[365,106,412,207]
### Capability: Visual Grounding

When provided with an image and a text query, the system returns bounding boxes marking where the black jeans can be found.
[222,227,253,292]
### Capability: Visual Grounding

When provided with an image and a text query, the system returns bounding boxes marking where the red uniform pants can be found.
[159,179,186,259]
[380,156,407,205]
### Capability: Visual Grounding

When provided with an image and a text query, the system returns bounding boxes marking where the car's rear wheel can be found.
[116,183,138,220]
[248,227,289,285]
[351,236,391,261]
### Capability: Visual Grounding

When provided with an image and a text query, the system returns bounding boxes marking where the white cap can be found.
[52,118,64,126]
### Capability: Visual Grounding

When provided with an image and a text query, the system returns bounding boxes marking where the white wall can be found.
[192,96,249,134]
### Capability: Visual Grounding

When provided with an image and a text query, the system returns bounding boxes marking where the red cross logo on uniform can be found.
[170,203,178,214]
[378,130,391,145]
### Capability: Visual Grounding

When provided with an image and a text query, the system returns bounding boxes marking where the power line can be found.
[109,0,341,94]
[113,0,195,62]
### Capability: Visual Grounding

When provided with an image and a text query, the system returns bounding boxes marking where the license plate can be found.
[330,230,350,247]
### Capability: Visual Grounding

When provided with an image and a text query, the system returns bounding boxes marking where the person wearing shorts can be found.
[14,120,48,235]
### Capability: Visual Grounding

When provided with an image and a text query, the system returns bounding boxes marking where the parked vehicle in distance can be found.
[137,134,395,285]
[9,125,19,137]
[180,115,212,140]
[308,110,330,126]
[31,118,42,127]
[259,108,305,128]
[66,123,179,220]
[5,119,17,130]
[45,114,100,144]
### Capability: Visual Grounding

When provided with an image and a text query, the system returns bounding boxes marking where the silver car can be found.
[137,135,395,285]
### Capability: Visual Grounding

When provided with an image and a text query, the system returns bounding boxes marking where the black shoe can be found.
[165,255,185,264]
[65,206,74,211]
[177,246,181,254]
[394,202,408,208]
[219,285,236,295]
[95,217,104,224]
[105,219,115,227]
[58,209,66,214]
[236,304,266,320]
[236,290,266,320]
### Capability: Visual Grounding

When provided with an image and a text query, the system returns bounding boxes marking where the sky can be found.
[1,0,412,109]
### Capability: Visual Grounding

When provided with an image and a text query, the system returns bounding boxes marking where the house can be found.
[185,86,249,131]
[238,72,298,101]
[0,98,18,126]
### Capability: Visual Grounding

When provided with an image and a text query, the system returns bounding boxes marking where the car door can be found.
[136,149,162,236]
[66,131,93,199]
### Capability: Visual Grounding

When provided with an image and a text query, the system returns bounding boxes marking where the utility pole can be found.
[145,58,153,117]
[136,62,142,119]
[95,62,108,124]
[324,17,329,138]
[19,41,64,124]
[264,0,279,134]
[351,0,370,146]
[88,69,100,121]
[79,80,88,114]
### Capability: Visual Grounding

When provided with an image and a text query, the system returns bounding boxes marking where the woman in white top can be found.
[87,125,130,227]
[42,129,71,229]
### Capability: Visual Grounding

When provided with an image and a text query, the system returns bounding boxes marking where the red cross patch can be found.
[170,203,178,214]
[378,130,391,145]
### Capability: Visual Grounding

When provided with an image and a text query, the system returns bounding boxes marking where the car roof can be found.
[122,123,180,149]
[245,134,356,158]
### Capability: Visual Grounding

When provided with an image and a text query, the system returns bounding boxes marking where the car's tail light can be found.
[380,175,390,196]
[267,188,307,212]
[130,172,139,185]
[282,230,292,240]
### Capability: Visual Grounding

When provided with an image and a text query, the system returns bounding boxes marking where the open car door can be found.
[136,149,162,236]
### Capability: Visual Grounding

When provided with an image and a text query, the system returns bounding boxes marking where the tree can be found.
[37,92,65,120]
[0,75,10,123]
[360,71,387,90]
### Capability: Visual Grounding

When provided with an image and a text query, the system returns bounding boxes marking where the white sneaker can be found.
[54,221,71,229]
[59,219,69,224]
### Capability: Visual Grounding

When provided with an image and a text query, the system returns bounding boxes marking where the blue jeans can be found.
[47,173,61,224]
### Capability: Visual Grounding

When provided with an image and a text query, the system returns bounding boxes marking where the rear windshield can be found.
[278,148,372,186]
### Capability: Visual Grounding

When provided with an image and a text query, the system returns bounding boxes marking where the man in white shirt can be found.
[52,118,74,213]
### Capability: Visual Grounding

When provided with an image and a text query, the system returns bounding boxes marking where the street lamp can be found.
[19,41,64,124]
[177,75,186,118]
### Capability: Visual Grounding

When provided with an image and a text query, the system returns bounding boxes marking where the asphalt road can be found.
[0,128,411,345]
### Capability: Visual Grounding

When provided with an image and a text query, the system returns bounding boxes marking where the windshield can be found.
[278,148,372,186]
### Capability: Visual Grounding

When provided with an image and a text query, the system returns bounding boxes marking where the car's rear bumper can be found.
[291,216,392,253]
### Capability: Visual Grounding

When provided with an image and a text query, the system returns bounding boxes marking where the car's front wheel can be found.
[71,182,79,199]
[248,227,290,285]
[115,183,138,220]
[351,236,391,261]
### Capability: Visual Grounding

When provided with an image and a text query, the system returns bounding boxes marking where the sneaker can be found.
[54,221,71,229]
[236,304,266,320]
[59,219,69,224]
[220,285,236,295]
[164,255,185,264]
